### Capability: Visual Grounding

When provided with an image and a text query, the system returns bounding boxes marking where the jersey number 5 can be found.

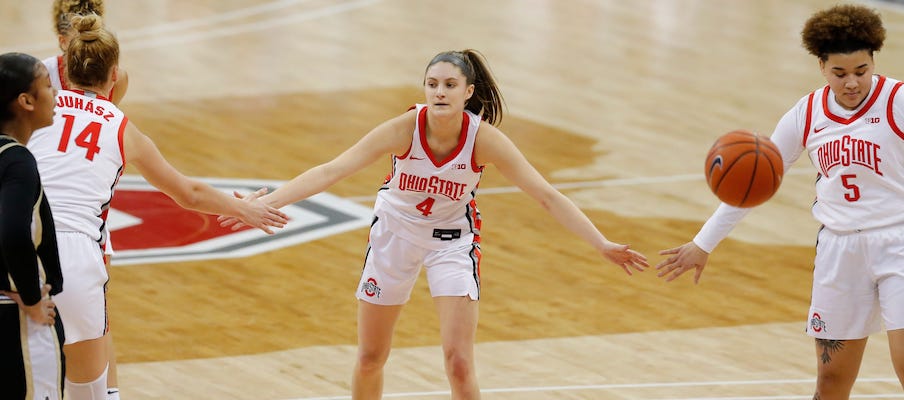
[58,114,102,161]
[840,174,860,202]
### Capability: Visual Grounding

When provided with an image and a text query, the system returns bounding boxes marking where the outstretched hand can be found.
[226,187,289,234]
[656,242,709,284]
[1,284,56,325]
[600,241,649,275]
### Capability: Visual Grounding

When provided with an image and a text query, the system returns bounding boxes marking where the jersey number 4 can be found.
[58,114,101,161]
[416,197,436,216]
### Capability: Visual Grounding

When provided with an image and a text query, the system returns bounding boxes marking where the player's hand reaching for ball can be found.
[599,241,649,275]
[656,242,709,284]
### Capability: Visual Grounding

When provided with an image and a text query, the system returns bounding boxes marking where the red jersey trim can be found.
[417,106,470,168]
[56,55,69,91]
[470,121,483,173]
[802,92,815,147]
[889,81,904,140]
[822,75,886,125]
[117,116,128,166]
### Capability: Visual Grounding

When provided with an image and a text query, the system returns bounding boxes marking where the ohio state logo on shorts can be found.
[810,312,827,333]
[361,277,381,298]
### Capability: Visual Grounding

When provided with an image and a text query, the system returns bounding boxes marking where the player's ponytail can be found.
[426,49,506,126]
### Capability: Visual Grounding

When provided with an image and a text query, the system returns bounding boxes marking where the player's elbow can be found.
[170,183,205,210]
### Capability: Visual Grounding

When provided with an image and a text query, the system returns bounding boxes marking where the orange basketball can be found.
[705,130,784,207]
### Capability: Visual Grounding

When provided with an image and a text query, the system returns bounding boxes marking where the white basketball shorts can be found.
[356,217,481,305]
[52,231,108,344]
[807,224,904,340]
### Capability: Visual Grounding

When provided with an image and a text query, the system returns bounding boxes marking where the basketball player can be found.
[48,0,127,104]
[26,14,288,400]
[47,3,126,398]
[656,4,904,398]
[222,49,648,399]
[0,52,65,400]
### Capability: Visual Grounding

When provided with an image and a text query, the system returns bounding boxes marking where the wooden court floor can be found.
[2,0,904,398]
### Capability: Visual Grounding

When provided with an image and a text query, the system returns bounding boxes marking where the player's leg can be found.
[875,226,904,389]
[53,232,110,399]
[887,330,904,389]
[352,301,403,400]
[64,337,108,399]
[427,242,481,399]
[105,331,120,400]
[102,254,120,400]
[813,338,867,399]
[351,218,423,399]
[808,228,878,399]
[434,296,479,400]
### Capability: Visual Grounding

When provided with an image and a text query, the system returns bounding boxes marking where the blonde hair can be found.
[53,0,105,36]
[66,13,118,89]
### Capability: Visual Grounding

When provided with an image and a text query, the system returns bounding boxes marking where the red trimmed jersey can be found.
[771,75,904,232]
[27,89,127,248]
[373,104,483,250]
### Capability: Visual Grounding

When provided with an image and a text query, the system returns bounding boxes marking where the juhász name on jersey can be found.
[398,172,468,201]
[816,134,883,177]
[57,94,116,121]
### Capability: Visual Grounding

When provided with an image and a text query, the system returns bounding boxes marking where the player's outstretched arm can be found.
[220,111,415,230]
[123,122,288,233]
[475,124,648,274]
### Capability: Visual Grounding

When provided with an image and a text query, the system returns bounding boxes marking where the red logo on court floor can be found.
[107,176,372,265]
[110,190,251,250]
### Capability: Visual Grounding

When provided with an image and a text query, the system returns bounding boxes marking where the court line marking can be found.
[116,0,322,38]
[344,168,817,203]
[284,377,901,400]
[123,0,382,50]
[0,0,383,54]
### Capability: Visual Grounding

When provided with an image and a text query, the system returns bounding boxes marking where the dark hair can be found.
[425,49,505,126]
[67,13,119,89]
[801,4,885,60]
[0,53,41,124]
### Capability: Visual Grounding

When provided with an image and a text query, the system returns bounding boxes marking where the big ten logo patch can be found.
[108,175,372,265]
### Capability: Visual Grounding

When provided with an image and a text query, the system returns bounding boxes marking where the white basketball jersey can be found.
[27,89,127,247]
[42,55,66,91]
[373,104,483,250]
[800,75,904,231]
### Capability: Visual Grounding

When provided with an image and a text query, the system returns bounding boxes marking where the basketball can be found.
[704,130,784,207]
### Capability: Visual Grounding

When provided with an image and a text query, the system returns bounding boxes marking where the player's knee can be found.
[815,368,856,397]
[442,350,474,383]
[65,363,108,400]
[355,349,389,373]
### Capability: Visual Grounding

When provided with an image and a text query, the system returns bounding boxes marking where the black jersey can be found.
[0,135,62,305]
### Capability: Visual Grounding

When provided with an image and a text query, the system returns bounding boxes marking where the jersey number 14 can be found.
[57,114,102,161]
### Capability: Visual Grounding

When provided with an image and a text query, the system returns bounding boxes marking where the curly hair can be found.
[801,4,885,60]
[52,0,105,35]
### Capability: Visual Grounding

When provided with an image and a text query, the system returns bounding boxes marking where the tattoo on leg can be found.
[813,393,821,400]
[816,339,844,364]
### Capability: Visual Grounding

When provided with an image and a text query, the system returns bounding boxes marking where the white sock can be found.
[65,364,108,400]
[106,387,121,400]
